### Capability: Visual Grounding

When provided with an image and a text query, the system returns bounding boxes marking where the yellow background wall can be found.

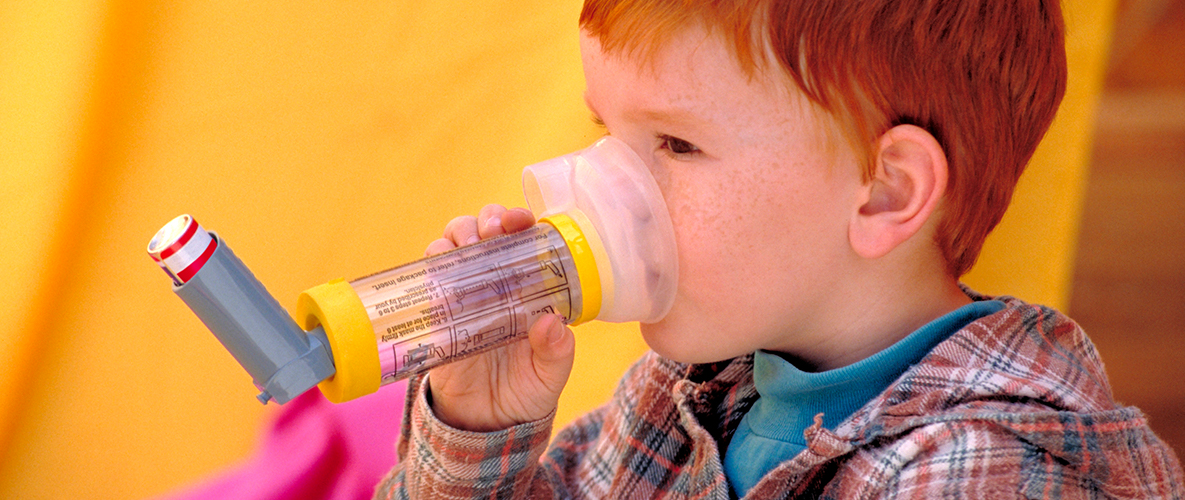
[0,0,1114,498]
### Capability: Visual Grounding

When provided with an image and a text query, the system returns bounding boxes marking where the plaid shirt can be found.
[376,293,1184,499]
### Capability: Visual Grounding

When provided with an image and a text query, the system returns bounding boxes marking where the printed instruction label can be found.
[349,224,580,381]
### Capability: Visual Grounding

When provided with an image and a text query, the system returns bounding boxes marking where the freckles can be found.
[756,164,801,214]
[665,175,724,241]
[734,161,795,223]
[659,178,721,283]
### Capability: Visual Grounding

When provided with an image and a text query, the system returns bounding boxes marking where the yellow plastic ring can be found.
[297,279,381,403]
[540,213,602,325]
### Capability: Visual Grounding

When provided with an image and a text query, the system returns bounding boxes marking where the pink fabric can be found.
[160,381,406,500]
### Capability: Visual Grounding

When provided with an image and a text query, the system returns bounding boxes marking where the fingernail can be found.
[466,235,480,245]
[487,216,502,231]
[546,315,564,344]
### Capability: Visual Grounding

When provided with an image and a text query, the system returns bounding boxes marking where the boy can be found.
[379,0,1184,498]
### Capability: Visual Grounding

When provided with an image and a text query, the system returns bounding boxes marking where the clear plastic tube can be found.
[349,222,583,383]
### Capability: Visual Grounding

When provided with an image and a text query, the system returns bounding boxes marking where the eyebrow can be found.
[583,91,707,129]
[636,107,702,126]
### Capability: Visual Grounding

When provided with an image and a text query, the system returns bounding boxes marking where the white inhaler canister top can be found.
[522,136,678,324]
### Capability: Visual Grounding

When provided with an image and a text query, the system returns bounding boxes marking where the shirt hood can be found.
[834,292,1174,472]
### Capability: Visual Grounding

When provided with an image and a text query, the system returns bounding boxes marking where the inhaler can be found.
[147,137,677,404]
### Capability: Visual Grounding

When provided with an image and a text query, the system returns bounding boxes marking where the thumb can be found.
[527,314,575,393]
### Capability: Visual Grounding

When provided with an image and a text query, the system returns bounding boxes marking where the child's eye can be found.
[659,135,700,156]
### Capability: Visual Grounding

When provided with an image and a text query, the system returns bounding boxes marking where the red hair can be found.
[580,0,1067,277]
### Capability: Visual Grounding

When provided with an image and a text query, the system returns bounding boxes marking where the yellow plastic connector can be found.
[296,279,381,403]
[540,212,604,325]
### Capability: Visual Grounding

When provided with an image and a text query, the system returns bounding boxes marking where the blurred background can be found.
[1069,0,1185,463]
[0,0,1179,498]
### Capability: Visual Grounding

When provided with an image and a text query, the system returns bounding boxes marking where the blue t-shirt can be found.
[723,300,1005,497]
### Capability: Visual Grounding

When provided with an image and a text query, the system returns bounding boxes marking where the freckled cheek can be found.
[663,182,749,289]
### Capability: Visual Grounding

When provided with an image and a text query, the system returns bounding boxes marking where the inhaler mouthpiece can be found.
[522,136,678,323]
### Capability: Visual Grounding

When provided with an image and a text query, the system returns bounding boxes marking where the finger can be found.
[442,215,480,247]
[424,237,456,257]
[477,204,510,239]
[501,207,537,234]
[527,314,575,393]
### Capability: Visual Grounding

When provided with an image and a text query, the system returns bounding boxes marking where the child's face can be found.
[581,27,866,364]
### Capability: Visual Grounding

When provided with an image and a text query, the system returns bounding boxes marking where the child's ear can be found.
[849,124,948,259]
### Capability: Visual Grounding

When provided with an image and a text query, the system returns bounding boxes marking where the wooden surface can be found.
[1069,0,1185,459]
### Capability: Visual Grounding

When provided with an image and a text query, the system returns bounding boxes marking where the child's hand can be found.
[422,204,576,432]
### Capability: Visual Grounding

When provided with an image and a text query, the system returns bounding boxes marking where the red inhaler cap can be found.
[148,214,217,285]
